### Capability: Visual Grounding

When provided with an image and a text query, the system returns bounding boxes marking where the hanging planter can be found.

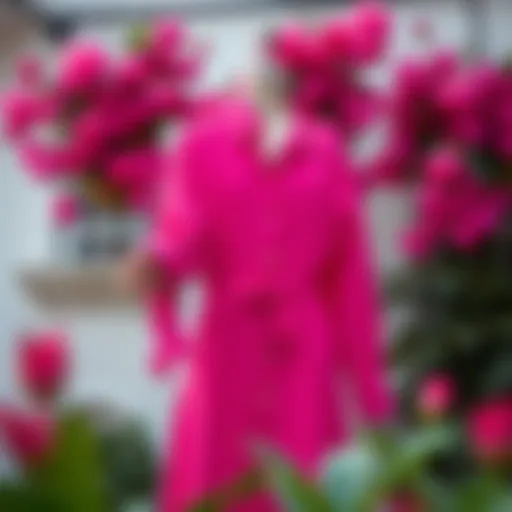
[2,19,205,218]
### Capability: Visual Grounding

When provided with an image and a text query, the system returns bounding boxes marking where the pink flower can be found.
[73,108,107,153]
[16,54,42,87]
[450,191,508,250]
[436,71,476,114]
[17,331,71,401]
[0,406,56,468]
[498,132,512,160]
[447,114,484,146]
[468,398,512,463]
[371,134,413,184]
[2,91,42,139]
[150,18,185,53]
[401,229,434,260]
[171,52,204,80]
[18,140,86,180]
[109,149,156,184]
[425,147,464,185]
[116,55,150,90]
[147,85,184,116]
[430,50,459,78]
[349,1,392,63]
[108,148,160,209]
[395,60,431,97]
[321,17,354,60]
[418,374,456,418]
[390,493,425,512]
[57,40,110,94]
[51,195,81,228]
[267,21,315,71]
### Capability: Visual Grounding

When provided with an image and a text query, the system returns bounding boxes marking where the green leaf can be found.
[321,443,381,512]
[452,476,506,512]
[0,482,53,511]
[259,448,333,512]
[386,425,457,482]
[363,425,458,511]
[29,410,109,512]
[189,470,263,512]
[126,24,151,52]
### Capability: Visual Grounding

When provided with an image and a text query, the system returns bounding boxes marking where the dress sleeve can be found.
[144,129,205,377]
[331,140,395,426]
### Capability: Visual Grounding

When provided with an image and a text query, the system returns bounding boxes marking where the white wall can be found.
[1,0,510,443]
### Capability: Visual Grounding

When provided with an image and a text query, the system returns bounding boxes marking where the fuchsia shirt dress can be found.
[147,98,394,511]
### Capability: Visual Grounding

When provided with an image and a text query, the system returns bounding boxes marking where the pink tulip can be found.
[51,194,81,228]
[418,374,456,418]
[17,331,70,401]
[0,406,56,468]
[16,54,42,87]
[468,398,512,463]
[57,40,110,94]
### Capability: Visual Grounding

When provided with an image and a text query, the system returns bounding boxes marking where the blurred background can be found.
[1,0,508,443]
[0,0,511,510]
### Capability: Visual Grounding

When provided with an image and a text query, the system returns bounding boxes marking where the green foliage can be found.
[260,449,332,512]
[0,406,155,512]
[189,470,263,512]
[0,411,109,512]
[191,425,462,512]
[71,402,156,510]
[390,235,512,412]
[28,410,109,512]
[96,419,155,508]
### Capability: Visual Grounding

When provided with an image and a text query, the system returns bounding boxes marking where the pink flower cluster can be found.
[418,374,512,465]
[2,19,203,214]
[0,406,56,468]
[266,1,391,137]
[0,330,70,469]
[468,397,512,464]
[369,51,512,257]
[17,330,70,403]
[418,373,456,419]
[402,147,511,258]
[373,53,512,184]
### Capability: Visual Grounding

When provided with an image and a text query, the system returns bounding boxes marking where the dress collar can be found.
[230,99,311,164]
